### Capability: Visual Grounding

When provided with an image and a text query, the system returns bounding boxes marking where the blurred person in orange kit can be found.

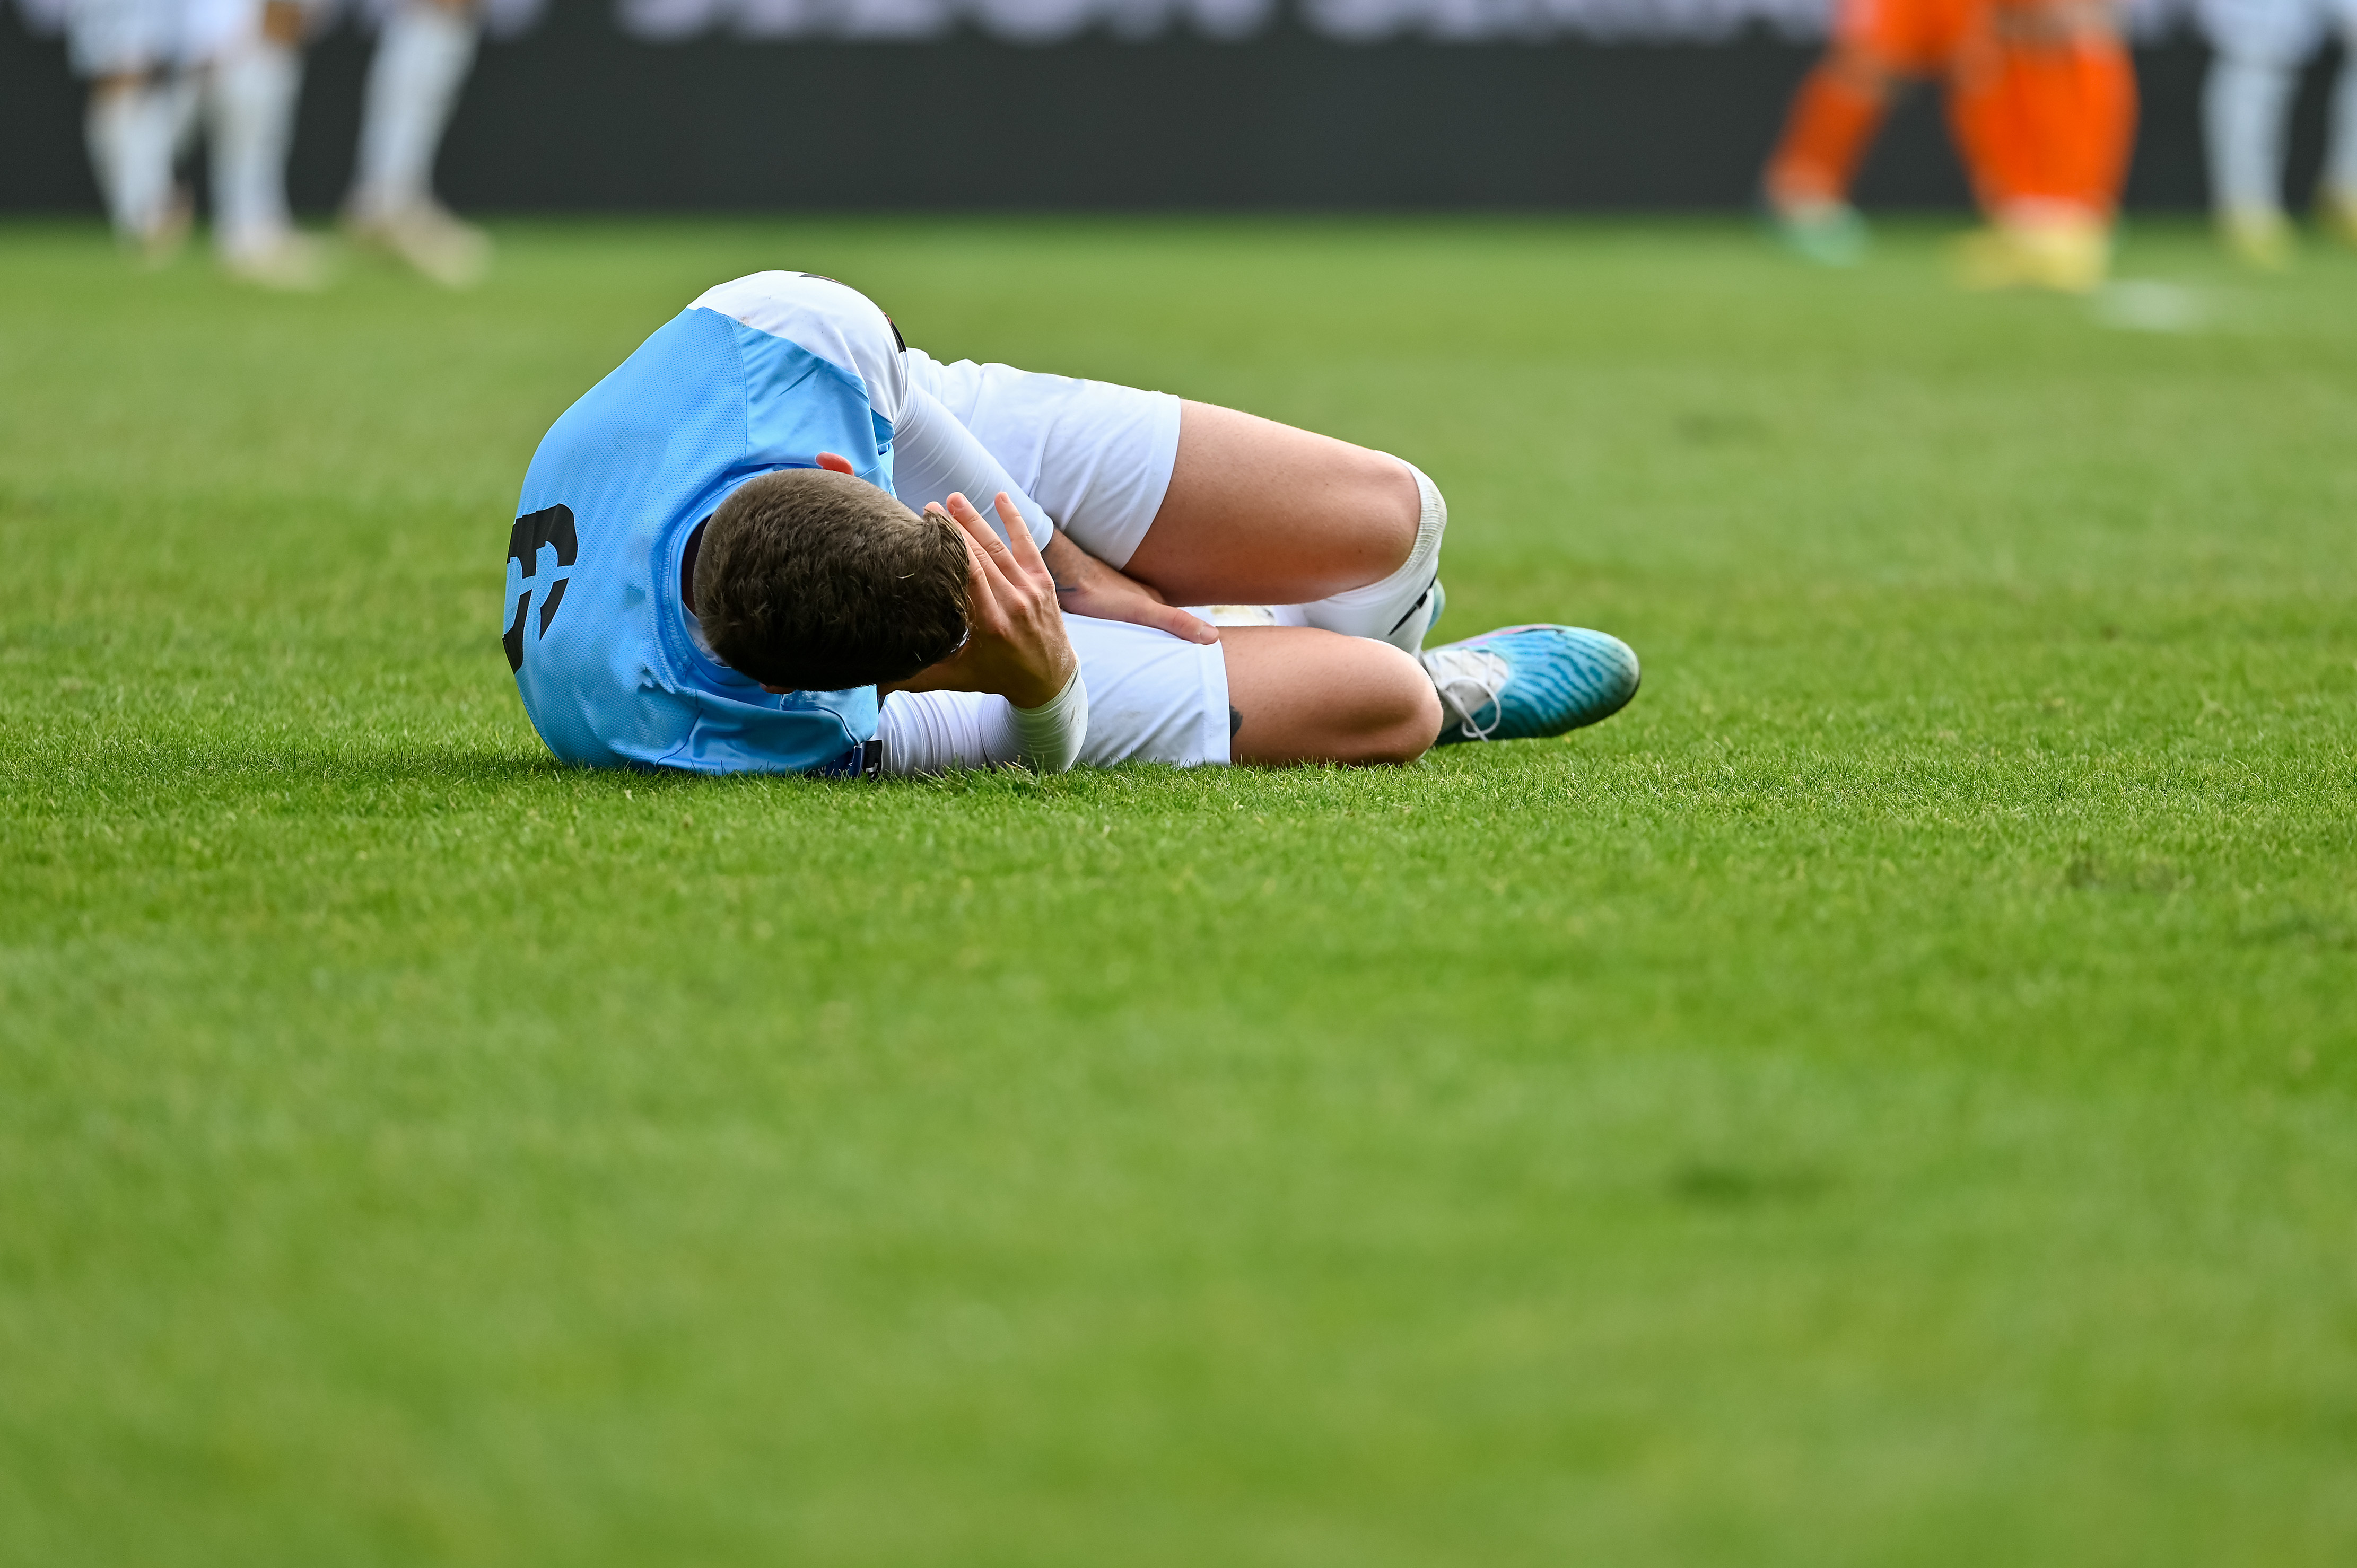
[1761,0,2137,291]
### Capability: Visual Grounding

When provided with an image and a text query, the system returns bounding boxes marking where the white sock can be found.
[163,72,202,160]
[2205,51,2297,218]
[85,83,178,238]
[351,3,480,217]
[2327,32,2357,200]
[877,688,1018,775]
[85,90,134,231]
[1294,461,1446,656]
[207,39,302,256]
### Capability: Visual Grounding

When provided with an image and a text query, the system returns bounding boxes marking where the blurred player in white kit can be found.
[344,0,544,286]
[59,0,200,258]
[57,0,526,286]
[57,0,330,283]
[194,0,327,285]
[2199,0,2357,261]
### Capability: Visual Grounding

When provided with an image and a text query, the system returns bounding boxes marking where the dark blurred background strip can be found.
[1,1,2348,209]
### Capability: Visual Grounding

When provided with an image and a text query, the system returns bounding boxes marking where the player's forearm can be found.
[1039,527,1220,647]
[876,671,1088,775]
[892,387,1054,548]
[1041,528,1092,600]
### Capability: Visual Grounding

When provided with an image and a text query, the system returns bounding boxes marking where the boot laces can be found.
[1422,646,1510,741]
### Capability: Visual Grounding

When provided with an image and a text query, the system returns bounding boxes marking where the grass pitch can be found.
[4,217,2355,1566]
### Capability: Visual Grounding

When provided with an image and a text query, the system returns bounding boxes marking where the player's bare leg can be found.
[871,361,1638,766]
[1095,402,1636,754]
[1122,401,1420,608]
[1219,627,1441,766]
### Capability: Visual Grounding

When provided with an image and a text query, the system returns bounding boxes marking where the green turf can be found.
[4,216,2354,1566]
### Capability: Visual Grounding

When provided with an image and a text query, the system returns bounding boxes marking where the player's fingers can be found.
[993,493,1050,583]
[946,494,1024,585]
[945,492,1007,550]
[927,503,997,614]
[945,501,1019,611]
[815,452,858,475]
[1142,602,1222,646]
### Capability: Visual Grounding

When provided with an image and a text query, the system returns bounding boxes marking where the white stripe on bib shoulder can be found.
[690,271,911,426]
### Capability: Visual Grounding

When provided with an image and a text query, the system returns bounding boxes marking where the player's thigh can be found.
[901,356,1421,605]
[1220,626,1439,767]
[1064,614,1234,768]
[903,349,1181,572]
[1121,401,1421,609]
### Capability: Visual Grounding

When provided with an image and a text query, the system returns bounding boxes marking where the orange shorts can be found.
[1831,0,1994,73]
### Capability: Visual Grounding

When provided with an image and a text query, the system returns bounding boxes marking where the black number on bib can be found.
[504,504,579,671]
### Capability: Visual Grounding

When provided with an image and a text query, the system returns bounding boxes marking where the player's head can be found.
[693,468,970,691]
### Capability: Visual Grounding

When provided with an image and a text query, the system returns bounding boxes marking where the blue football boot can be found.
[1420,624,1641,744]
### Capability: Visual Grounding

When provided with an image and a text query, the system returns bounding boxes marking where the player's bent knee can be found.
[1377,648,1446,764]
[1223,627,1438,767]
[1357,451,1425,577]
[1334,642,1442,766]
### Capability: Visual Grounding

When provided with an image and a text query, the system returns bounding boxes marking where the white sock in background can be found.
[878,689,1017,775]
[85,82,180,240]
[85,88,136,229]
[1294,461,1448,656]
[162,71,202,162]
[207,38,302,256]
[351,2,481,218]
[2204,51,2297,218]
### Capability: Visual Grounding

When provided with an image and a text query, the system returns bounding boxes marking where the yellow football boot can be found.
[2218,207,2294,270]
[1954,213,2112,294]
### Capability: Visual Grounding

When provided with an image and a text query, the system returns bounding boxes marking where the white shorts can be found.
[889,614,1232,769]
[897,351,1219,765]
[2197,0,2357,60]
[1066,613,1232,767]
[68,0,330,73]
[66,0,185,74]
[901,346,1183,572]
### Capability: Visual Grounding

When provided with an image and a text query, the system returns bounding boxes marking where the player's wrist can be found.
[1007,665,1088,773]
[999,647,1078,711]
[1041,528,1090,597]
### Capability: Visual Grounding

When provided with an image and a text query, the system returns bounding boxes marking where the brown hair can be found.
[692,468,970,691]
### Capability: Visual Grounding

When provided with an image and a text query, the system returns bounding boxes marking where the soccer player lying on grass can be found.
[505,271,1639,776]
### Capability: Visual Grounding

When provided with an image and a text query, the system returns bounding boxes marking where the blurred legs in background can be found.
[83,73,191,256]
[1950,0,2137,291]
[202,0,325,287]
[2197,0,2357,264]
[345,0,491,287]
[1764,0,1987,265]
[1764,0,2134,290]
[68,0,196,257]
